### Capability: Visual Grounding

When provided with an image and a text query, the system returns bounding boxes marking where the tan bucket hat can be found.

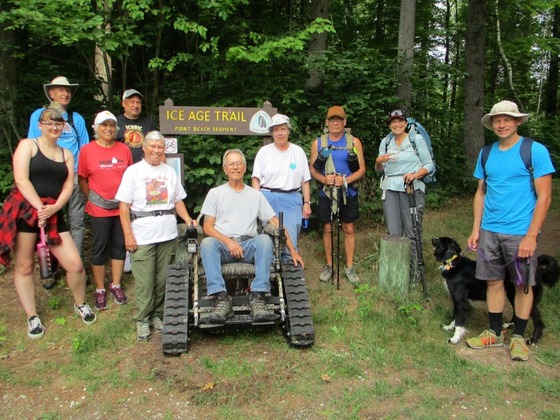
[43,76,79,101]
[481,100,528,130]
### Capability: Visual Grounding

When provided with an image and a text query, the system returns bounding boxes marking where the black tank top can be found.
[29,139,68,198]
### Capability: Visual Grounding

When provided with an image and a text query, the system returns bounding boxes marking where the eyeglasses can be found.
[40,121,65,129]
[389,110,405,118]
[225,161,245,168]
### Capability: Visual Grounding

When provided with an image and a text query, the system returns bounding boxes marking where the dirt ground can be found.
[0,202,559,419]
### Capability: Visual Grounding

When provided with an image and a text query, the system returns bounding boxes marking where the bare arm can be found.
[78,175,89,198]
[174,200,196,226]
[268,216,304,268]
[251,176,261,190]
[13,139,44,210]
[467,180,485,250]
[301,180,311,218]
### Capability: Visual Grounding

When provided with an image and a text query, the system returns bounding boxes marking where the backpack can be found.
[480,137,534,193]
[383,117,436,184]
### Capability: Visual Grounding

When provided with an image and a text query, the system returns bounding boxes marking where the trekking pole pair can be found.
[329,186,342,290]
[405,182,429,298]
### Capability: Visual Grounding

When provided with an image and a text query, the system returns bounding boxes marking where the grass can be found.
[0,182,559,418]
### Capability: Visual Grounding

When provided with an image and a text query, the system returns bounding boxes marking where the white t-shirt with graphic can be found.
[116,159,187,245]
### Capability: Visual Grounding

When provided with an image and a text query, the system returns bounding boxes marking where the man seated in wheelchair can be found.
[199,149,304,324]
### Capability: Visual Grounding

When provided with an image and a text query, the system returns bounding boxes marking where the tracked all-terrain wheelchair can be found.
[162,215,315,355]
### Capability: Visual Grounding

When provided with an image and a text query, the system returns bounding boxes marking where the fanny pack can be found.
[88,190,120,210]
[131,209,176,221]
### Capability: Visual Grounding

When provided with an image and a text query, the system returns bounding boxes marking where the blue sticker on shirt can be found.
[290,163,297,170]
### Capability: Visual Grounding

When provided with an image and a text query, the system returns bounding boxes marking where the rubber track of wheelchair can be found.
[161,262,314,355]
[281,262,315,349]
[162,263,190,355]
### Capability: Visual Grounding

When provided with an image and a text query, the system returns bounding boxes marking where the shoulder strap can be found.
[346,133,354,151]
[320,134,327,151]
[520,137,534,178]
[481,143,493,180]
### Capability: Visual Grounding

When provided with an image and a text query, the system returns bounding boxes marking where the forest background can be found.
[0,0,559,217]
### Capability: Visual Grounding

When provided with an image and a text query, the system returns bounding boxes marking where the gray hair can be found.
[222,149,246,166]
[143,130,165,146]
[93,121,119,140]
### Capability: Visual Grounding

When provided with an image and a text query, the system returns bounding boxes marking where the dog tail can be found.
[537,255,560,288]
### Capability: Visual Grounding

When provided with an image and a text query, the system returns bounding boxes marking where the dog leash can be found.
[468,246,530,294]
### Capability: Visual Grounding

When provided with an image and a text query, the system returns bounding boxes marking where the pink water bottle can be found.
[37,226,52,279]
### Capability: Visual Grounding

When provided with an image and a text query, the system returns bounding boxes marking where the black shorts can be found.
[317,193,359,224]
[17,211,68,234]
[90,216,126,265]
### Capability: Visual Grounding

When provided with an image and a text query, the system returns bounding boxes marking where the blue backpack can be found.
[383,117,436,184]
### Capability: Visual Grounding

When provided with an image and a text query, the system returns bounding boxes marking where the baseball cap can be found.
[93,110,117,125]
[122,89,144,100]
[267,114,292,131]
[481,100,528,130]
[387,109,407,125]
[326,106,346,119]
[43,76,79,101]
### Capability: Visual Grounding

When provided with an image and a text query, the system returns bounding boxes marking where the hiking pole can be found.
[329,186,336,287]
[405,182,429,298]
[336,187,342,290]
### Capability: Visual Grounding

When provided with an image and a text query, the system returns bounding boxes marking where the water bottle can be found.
[302,218,309,229]
[37,243,52,279]
[37,226,52,280]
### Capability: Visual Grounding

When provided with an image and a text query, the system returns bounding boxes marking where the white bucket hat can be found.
[43,76,79,101]
[481,100,528,130]
[267,114,292,132]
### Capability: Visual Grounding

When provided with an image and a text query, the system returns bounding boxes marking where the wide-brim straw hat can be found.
[481,100,528,130]
[43,76,79,101]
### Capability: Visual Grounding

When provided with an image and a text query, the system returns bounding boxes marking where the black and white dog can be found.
[432,237,559,344]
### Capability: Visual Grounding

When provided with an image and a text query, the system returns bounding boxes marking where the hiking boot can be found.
[151,316,164,333]
[74,303,97,325]
[509,334,529,361]
[94,290,108,311]
[319,265,333,283]
[136,321,151,341]
[344,266,360,283]
[204,292,234,324]
[466,329,504,349]
[27,315,45,339]
[249,292,276,322]
[109,283,128,305]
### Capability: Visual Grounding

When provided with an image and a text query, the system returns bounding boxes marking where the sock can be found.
[96,288,105,293]
[489,312,503,336]
[513,316,529,337]
[111,283,121,289]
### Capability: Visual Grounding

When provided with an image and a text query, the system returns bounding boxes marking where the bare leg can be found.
[342,221,355,267]
[50,232,86,305]
[111,259,125,286]
[487,280,506,313]
[13,232,39,318]
[322,222,332,266]
[92,265,106,289]
[514,285,533,319]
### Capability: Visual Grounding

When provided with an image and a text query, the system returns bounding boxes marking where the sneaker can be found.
[319,265,333,283]
[344,266,360,283]
[249,292,277,322]
[509,334,529,361]
[123,251,132,273]
[136,321,151,341]
[151,316,164,333]
[109,283,128,305]
[74,303,97,325]
[27,315,45,339]
[466,329,504,349]
[203,292,234,324]
[94,290,108,310]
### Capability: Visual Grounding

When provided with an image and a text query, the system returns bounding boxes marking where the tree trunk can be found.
[463,0,486,172]
[94,0,112,105]
[396,0,416,111]
[306,0,330,92]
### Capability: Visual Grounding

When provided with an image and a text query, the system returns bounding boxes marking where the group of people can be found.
[0,75,555,362]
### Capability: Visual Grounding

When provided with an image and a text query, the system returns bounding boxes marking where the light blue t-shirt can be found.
[28,107,89,172]
[473,137,555,235]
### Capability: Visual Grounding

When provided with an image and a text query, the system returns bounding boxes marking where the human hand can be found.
[467,232,479,251]
[290,250,305,268]
[518,235,537,258]
[377,153,396,164]
[227,238,244,259]
[125,234,138,252]
[325,174,336,186]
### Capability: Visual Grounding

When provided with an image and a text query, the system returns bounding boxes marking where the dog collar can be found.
[438,254,459,272]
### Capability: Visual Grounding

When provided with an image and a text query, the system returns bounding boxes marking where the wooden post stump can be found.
[378,235,411,297]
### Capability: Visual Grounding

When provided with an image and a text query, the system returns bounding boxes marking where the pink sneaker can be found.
[94,290,108,311]
[108,284,128,305]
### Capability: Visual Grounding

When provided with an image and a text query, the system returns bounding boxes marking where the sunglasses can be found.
[389,110,405,118]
